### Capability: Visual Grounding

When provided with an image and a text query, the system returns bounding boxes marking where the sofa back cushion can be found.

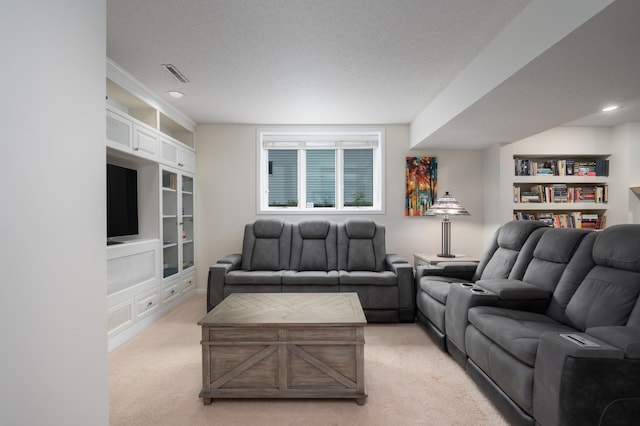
[337,218,386,272]
[545,231,597,323]
[475,221,548,281]
[241,219,292,271]
[564,224,640,330]
[290,219,337,271]
[521,228,592,293]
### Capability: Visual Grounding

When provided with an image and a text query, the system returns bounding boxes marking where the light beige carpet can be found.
[109,294,508,425]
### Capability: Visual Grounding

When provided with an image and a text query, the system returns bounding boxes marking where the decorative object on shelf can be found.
[405,156,437,216]
[426,191,470,258]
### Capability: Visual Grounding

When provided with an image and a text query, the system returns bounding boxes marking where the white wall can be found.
[195,124,485,289]
[509,126,612,156]
[611,122,640,224]
[1,2,108,425]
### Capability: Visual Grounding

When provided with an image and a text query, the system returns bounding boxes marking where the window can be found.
[258,128,384,213]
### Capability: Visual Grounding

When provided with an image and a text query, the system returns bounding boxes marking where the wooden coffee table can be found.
[198,292,367,405]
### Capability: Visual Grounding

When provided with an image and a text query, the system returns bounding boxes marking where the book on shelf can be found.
[521,191,543,203]
[514,158,609,176]
[513,211,606,230]
[513,184,608,204]
[162,173,178,190]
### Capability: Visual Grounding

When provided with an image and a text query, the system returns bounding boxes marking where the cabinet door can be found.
[179,148,196,172]
[107,300,134,337]
[160,138,179,166]
[161,168,179,279]
[133,124,158,160]
[181,174,195,272]
[106,110,132,151]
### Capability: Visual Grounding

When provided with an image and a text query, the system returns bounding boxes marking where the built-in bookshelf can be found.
[512,156,610,229]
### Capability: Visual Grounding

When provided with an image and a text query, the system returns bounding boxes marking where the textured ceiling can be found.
[107,0,530,124]
[107,0,640,149]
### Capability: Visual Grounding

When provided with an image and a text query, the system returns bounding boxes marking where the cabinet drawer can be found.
[135,289,160,319]
[162,280,181,304]
[183,274,196,293]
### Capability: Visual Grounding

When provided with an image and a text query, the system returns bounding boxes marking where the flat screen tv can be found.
[107,164,139,239]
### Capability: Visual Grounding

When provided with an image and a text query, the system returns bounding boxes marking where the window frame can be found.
[257,127,385,214]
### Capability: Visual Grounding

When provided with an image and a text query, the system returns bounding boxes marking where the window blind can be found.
[306,150,335,207]
[344,149,373,206]
[268,150,297,207]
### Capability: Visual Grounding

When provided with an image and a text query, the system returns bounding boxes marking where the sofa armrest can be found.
[586,326,640,359]
[475,279,551,301]
[206,256,241,311]
[444,283,500,356]
[385,253,409,265]
[217,253,242,267]
[387,259,416,322]
[533,331,637,426]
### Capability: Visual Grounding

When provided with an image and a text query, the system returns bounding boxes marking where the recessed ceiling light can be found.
[601,105,619,112]
[167,90,184,99]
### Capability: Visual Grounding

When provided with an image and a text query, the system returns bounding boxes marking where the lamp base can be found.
[436,253,456,258]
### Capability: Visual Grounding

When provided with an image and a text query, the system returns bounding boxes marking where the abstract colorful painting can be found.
[405,157,437,216]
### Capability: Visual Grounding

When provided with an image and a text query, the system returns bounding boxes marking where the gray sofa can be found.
[207,217,415,322]
[415,220,549,351]
[418,222,640,425]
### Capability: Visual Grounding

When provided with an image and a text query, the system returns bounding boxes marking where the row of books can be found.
[514,158,609,176]
[514,184,608,203]
[513,212,606,229]
[162,173,178,190]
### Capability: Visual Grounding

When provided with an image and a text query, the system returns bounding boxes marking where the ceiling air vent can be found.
[161,64,189,83]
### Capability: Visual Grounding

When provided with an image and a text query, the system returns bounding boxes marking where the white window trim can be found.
[257,127,385,214]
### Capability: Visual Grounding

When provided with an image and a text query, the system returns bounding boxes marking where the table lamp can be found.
[425,191,470,258]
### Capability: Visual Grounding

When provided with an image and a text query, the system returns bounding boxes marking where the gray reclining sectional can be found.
[207,217,415,322]
[417,221,640,425]
[416,220,549,351]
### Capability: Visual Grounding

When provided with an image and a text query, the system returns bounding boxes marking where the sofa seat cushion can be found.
[339,270,397,285]
[225,270,283,285]
[282,270,340,285]
[419,278,455,304]
[468,306,575,367]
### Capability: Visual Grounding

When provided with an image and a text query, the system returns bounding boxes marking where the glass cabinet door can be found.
[181,175,194,271]
[161,169,179,278]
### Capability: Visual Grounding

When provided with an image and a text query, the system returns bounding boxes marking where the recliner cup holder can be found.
[470,287,488,294]
[459,283,474,288]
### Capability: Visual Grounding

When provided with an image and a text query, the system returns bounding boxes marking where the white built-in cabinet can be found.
[105,59,197,350]
[161,167,195,279]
